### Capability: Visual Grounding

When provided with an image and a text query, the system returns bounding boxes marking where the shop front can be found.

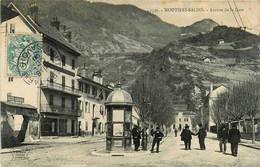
[1,101,38,148]
[40,114,78,136]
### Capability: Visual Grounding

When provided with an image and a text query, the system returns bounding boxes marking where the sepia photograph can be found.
[0,0,259,166]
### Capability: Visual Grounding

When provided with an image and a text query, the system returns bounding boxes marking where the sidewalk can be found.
[207,132,260,150]
[1,135,106,154]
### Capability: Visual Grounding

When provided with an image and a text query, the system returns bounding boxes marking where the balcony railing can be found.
[41,104,82,117]
[41,80,81,96]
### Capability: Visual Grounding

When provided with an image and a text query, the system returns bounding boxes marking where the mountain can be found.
[182,26,260,48]
[181,19,219,34]
[2,1,259,92]
[2,0,182,55]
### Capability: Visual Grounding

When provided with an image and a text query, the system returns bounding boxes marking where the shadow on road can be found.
[194,148,202,150]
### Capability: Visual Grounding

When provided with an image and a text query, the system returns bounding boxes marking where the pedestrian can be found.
[217,124,229,153]
[151,128,154,136]
[150,127,164,153]
[180,124,196,150]
[196,123,207,150]
[132,125,141,151]
[141,127,148,150]
[174,128,178,137]
[228,124,241,157]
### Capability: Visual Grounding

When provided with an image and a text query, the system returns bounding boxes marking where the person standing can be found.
[174,128,178,137]
[217,124,229,153]
[141,127,148,150]
[180,124,195,150]
[150,127,164,153]
[196,123,207,150]
[228,124,241,157]
[132,125,141,151]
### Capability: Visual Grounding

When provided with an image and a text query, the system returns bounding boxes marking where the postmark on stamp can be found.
[7,34,42,77]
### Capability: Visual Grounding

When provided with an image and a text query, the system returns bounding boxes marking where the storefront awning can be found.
[1,101,38,118]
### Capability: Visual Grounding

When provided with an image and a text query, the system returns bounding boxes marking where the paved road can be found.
[2,134,260,167]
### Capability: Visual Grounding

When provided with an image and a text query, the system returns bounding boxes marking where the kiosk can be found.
[105,86,134,152]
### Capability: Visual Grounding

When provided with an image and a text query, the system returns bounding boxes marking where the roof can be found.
[34,19,81,56]
[6,3,81,56]
[78,74,113,91]
[1,5,19,23]
[242,113,260,120]
[105,88,133,106]
[1,101,37,110]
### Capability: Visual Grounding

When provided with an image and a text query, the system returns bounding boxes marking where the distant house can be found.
[172,104,196,131]
[218,39,225,44]
[203,57,211,63]
[241,113,260,134]
[207,84,229,129]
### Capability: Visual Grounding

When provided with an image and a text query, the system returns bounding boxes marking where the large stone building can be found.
[0,2,82,148]
[1,3,42,147]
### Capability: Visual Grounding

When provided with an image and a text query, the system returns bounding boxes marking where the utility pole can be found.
[200,106,204,126]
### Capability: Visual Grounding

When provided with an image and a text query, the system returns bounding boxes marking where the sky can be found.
[90,0,260,35]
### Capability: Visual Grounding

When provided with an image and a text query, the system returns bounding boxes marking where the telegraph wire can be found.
[226,0,240,27]
[233,0,245,28]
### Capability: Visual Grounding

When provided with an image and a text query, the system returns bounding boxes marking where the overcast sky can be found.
[90,0,259,35]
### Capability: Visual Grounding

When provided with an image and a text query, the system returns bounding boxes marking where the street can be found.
[1,133,260,167]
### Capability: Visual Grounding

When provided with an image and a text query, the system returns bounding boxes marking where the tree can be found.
[212,91,230,130]
[239,78,260,144]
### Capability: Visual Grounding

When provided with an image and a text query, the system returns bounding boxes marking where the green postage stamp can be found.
[7,34,42,77]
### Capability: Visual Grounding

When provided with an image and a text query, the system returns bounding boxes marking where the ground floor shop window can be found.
[59,119,67,134]
[41,118,58,136]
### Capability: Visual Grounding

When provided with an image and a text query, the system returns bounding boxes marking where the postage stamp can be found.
[6,34,42,77]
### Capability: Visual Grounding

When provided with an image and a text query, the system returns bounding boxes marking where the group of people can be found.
[180,123,241,157]
[132,126,164,153]
[218,124,241,156]
[132,123,241,156]
[180,123,206,150]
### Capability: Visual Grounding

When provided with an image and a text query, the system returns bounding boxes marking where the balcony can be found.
[41,80,81,97]
[41,104,82,117]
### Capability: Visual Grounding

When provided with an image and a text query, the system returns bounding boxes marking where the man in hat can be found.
[217,124,229,153]
[180,124,196,150]
[132,125,141,151]
[150,127,164,153]
[228,124,241,157]
[196,123,207,150]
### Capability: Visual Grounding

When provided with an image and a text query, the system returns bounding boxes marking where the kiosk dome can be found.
[105,88,133,106]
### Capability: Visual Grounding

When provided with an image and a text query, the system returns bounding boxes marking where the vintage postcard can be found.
[1,0,259,166]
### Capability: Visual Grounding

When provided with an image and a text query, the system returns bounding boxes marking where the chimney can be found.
[60,25,72,43]
[50,16,60,31]
[28,3,39,23]
[82,63,88,78]
[63,30,72,43]
[92,71,103,85]
[210,83,213,97]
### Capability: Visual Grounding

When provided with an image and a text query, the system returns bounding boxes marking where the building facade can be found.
[172,104,196,131]
[0,3,41,147]
[1,2,82,142]
[208,84,229,129]
[77,70,113,136]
